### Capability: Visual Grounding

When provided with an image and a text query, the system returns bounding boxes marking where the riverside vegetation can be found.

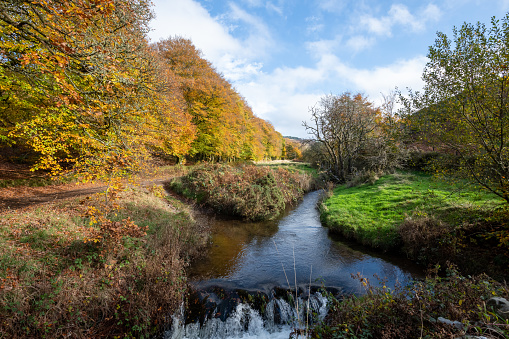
[312,264,509,338]
[302,13,509,339]
[0,162,317,337]
[316,171,509,338]
[170,162,316,221]
[0,167,208,337]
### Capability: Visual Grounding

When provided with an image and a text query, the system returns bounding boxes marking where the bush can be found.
[170,163,313,221]
[313,265,509,338]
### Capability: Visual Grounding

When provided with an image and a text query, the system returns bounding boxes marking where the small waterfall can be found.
[163,289,328,339]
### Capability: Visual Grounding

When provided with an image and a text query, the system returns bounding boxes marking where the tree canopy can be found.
[401,14,509,203]
[0,2,283,176]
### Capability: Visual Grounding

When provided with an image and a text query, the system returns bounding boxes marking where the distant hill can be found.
[283,136,308,142]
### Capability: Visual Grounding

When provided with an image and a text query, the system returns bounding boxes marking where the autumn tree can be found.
[156,37,283,162]
[284,138,303,160]
[304,92,402,182]
[400,14,509,203]
[0,0,163,176]
[156,37,238,161]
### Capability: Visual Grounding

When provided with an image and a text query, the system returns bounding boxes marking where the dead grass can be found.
[398,215,453,259]
[0,183,206,338]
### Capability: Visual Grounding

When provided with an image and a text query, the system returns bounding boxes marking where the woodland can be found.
[0,0,285,179]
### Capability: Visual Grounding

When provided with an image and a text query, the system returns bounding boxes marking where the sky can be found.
[148,0,509,138]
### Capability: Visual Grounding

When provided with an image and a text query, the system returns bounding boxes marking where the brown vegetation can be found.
[170,163,314,221]
[314,265,509,338]
[0,183,206,338]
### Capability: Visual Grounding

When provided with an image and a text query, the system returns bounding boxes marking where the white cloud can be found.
[346,35,375,52]
[306,16,324,34]
[360,15,392,37]
[236,54,427,137]
[266,2,284,16]
[149,0,269,83]
[305,36,343,58]
[317,0,347,13]
[228,3,274,58]
[342,56,428,104]
[422,4,442,23]
[149,0,239,57]
[501,0,509,10]
[360,3,442,37]
[242,0,264,6]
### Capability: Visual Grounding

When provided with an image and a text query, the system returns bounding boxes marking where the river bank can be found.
[320,171,509,281]
[317,171,509,338]
[0,178,208,337]
[169,162,317,221]
[0,162,318,337]
[2,163,508,338]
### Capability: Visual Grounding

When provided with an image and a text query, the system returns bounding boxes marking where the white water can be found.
[164,293,328,339]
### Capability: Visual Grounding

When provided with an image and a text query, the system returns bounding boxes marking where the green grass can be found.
[320,171,503,250]
[255,160,318,177]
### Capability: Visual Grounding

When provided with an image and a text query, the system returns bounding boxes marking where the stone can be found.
[487,297,509,320]
[437,316,464,330]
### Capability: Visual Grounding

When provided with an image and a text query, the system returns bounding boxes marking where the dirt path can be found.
[0,178,170,212]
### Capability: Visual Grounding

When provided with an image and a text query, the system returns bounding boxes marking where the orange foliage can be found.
[155,37,284,161]
[0,3,283,177]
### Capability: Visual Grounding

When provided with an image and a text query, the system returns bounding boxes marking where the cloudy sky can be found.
[148,0,508,138]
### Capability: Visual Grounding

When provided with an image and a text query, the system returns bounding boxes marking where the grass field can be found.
[320,171,503,250]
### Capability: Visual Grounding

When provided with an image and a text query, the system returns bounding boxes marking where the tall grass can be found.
[0,185,205,338]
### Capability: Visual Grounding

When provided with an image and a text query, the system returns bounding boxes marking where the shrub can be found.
[170,163,313,220]
[0,186,204,338]
[313,265,509,338]
[398,215,454,260]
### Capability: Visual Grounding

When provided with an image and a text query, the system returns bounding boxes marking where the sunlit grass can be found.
[256,160,318,177]
[320,171,503,250]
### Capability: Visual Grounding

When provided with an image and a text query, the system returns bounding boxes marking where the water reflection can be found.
[189,191,424,294]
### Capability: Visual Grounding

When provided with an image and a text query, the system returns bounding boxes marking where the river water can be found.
[164,190,423,339]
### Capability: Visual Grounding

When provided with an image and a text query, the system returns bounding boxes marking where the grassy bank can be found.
[320,171,509,279]
[0,184,206,338]
[320,172,501,248]
[170,162,316,221]
[255,160,318,177]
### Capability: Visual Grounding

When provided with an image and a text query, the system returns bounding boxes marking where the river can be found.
[164,190,423,339]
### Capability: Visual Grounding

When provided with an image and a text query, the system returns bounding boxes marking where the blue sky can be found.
[148,0,508,138]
